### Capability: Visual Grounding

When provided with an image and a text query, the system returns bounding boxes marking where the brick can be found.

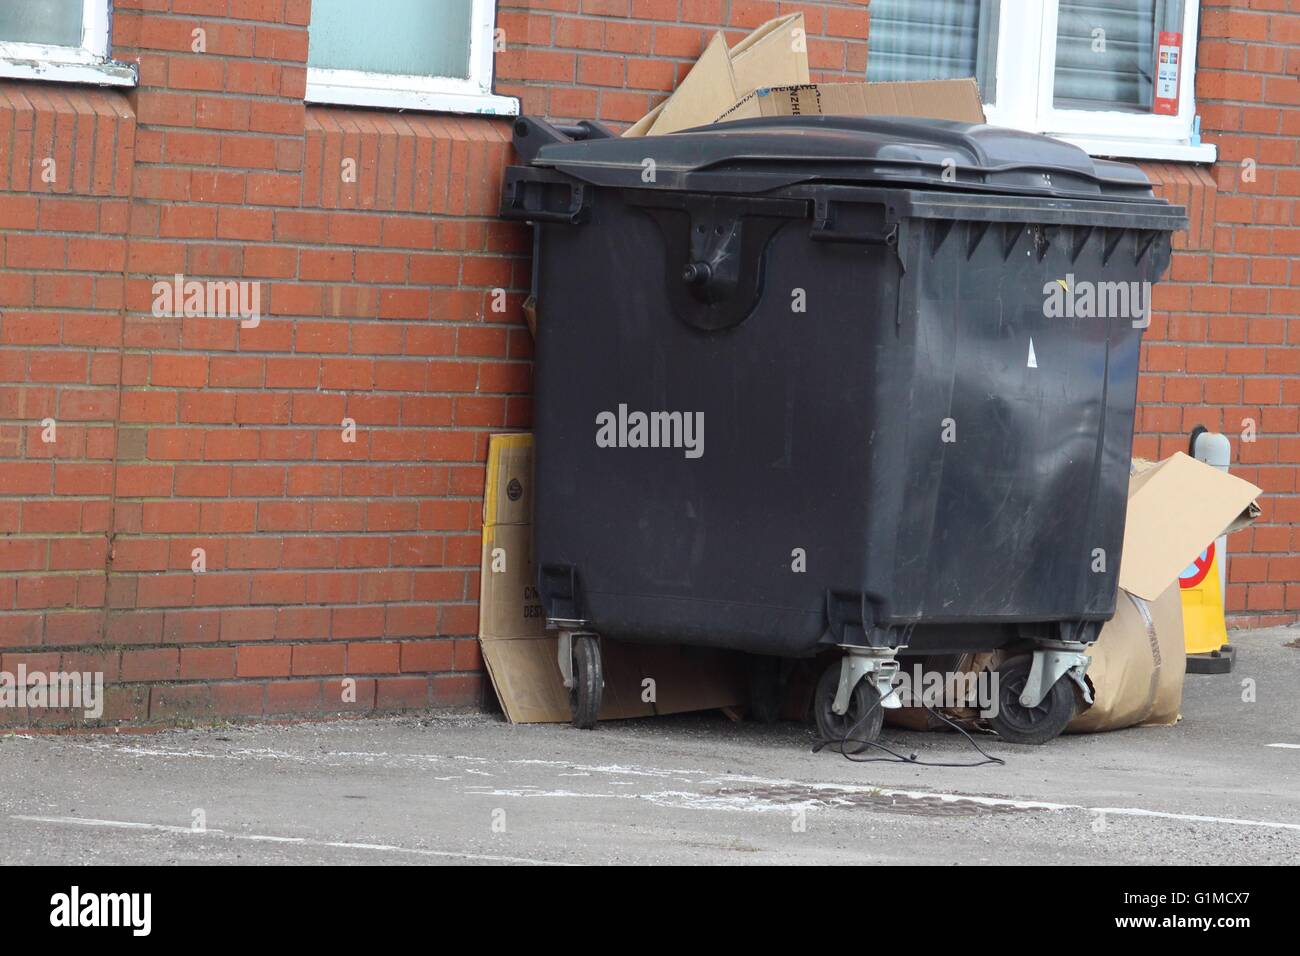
[236,644,291,678]
[375,676,430,710]
[266,679,323,713]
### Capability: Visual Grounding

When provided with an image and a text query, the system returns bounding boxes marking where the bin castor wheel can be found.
[814,661,883,754]
[990,655,1077,745]
[570,634,603,730]
[747,656,782,724]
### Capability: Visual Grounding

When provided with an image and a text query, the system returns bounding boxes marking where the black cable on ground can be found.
[812,691,1006,768]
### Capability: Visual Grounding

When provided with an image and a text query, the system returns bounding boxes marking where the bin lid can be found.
[525,115,1159,202]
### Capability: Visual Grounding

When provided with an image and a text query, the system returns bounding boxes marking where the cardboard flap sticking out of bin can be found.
[728,13,812,94]
[1118,452,1262,601]
[477,434,745,723]
[717,78,986,125]
[629,32,737,139]
[623,13,810,138]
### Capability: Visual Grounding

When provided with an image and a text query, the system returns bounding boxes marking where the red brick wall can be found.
[0,0,529,727]
[1140,0,1299,627]
[0,0,1293,730]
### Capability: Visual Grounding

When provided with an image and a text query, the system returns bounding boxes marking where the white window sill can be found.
[306,81,518,117]
[0,56,136,87]
[1050,133,1218,164]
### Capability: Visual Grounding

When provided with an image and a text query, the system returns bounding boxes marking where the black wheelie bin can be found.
[501,114,1186,746]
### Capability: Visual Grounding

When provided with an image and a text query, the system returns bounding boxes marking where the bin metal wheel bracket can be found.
[832,647,902,715]
[1020,642,1092,709]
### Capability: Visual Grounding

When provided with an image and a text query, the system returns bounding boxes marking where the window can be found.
[306,0,516,116]
[867,0,1213,162]
[0,0,135,86]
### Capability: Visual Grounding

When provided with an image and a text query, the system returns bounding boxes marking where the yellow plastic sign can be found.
[1179,542,1228,655]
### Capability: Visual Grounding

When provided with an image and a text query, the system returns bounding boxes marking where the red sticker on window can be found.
[1153,31,1182,116]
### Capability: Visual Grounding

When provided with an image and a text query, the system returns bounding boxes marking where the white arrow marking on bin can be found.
[1027,338,1038,369]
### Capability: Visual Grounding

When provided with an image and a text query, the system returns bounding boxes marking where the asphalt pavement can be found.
[1,627,1297,865]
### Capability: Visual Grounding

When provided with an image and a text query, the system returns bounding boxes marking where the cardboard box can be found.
[477,433,745,723]
[622,12,985,138]
[623,13,810,138]
[717,78,986,125]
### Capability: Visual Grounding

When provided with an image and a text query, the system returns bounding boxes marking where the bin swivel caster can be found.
[988,645,1091,745]
[558,631,603,730]
[814,648,900,754]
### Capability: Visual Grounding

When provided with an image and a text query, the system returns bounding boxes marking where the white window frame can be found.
[0,1,136,87]
[982,0,1214,162]
[305,0,517,116]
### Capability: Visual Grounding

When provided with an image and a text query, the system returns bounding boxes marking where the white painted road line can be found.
[10,815,575,866]
[868,786,1300,832]
[1266,743,1300,749]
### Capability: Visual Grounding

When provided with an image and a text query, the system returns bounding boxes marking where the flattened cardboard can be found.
[1067,584,1185,732]
[636,644,747,713]
[624,14,809,138]
[479,522,545,642]
[1118,452,1262,601]
[623,101,666,138]
[482,432,532,528]
[727,12,811,100]
[645,32,737,137]
[480,635,571,723]
[477,433,744,724]
[717,78,987,125]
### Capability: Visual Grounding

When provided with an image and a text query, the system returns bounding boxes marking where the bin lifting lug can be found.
[629,193,804,332]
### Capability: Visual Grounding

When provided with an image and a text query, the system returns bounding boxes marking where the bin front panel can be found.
[532,190,895,652]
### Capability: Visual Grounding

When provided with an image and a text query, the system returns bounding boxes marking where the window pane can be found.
[1053,0,1184,112]
[0,0,85,48]
[866,0,999,104]
[308,0,474,80]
